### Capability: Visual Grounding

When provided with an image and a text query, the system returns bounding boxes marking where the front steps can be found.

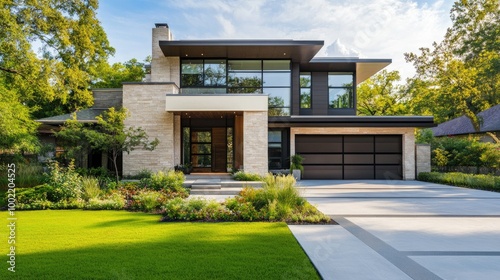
[184,174,262,195]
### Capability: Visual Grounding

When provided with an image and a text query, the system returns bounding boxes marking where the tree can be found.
[0,0,114,118]
[356,70,408,116]
[405,0,500,127]
[92,58,148,88]
[57,108,159,182]
[0,83,39,153]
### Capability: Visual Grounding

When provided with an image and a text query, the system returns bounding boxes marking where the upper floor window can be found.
[300,72,311,109]
[328,73,353,108]
[181,59,291,116]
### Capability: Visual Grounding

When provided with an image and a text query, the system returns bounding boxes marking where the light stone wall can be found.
[416,144,431,177]
[290,127,416,180]
[122,83,175,176]
[174,115,181,166]
[243,111,268,175]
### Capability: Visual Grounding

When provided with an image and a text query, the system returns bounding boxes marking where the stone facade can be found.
[416,144,431,176]
[151,25,180,84]
[290,127,416,180]
[243,111,268,175]
[92,89,123,108]
[122,83,176,176]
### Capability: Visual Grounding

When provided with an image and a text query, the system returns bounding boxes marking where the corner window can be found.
[328,73,353,108]
[300,72,311,109]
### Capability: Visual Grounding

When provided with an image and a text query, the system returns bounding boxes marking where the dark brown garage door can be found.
[295,135,402,180]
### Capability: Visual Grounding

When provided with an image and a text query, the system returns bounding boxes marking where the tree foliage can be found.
[0,83,39,153]
[0,0,114,118]
[405,0,500,127]
[356,70,408,116]
[92,58,148,88]
[56,107,159,182]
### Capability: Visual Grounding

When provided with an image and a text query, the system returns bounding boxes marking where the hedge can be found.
[418,172,500,192]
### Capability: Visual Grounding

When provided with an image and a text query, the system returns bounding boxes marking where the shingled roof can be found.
[432,104,500,136]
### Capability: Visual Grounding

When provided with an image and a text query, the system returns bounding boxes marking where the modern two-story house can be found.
[117,23,434,180]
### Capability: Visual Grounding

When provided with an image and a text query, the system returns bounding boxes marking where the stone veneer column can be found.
[415,144,431,177]
[402,131,416,180]
[150,25,180,84]
[122,83,175,176]
[243,111,268,175]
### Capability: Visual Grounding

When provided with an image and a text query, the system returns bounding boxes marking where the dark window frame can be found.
[180,59,292,116]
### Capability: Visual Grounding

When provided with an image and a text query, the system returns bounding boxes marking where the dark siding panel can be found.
[344,166,375,179]
[303,154,343,164]
[375,135,402,153]
[344,136,374,153]
[303,165,343,179]
[311,72,328,115]
[375,165,402,180]
[291,63,300,115]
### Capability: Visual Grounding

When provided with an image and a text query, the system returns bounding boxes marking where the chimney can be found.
[151,23,174,82]
[152,23,173,59]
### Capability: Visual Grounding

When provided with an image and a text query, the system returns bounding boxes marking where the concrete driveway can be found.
[288,180,500,280]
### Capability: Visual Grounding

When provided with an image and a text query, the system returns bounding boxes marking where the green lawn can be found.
[2,210,319,279]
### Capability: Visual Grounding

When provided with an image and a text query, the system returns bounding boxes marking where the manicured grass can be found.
[2,210,319,279]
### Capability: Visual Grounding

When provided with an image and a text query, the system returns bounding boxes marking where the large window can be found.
[181,59,291,115]
[268,130,283,169]
[300,72,311,109]
[328,73,354,108]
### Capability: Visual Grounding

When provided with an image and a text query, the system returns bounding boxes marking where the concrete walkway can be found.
[289,180,500,280]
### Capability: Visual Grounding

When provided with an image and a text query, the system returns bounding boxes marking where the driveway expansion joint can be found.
[333,216,443,280]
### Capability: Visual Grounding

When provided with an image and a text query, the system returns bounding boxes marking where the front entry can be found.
[189,128,227,172]
[182,113,237,173]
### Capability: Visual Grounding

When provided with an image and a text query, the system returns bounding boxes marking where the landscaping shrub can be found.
[123,169,153,180]
[162,174,330,223]
[45,160,83,201]
[131,190,165,212]
[77,167,114,188]
[430,137,500,169]
[81,176,102,201]
[0,163,45,190]
[232,171,262,181]
[139,170,186,193]
[162,197,234,221]
[418,172,500,191]
[16,184,55,204]
[84,192,126,210]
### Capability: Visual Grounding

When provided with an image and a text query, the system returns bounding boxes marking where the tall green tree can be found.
[0,0,114,118]
[405,0,500,127]
[356,70,408,116]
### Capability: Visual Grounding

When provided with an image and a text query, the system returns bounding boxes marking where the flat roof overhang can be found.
[165,94,268,112]
[301,58,392,85]
[159,40,324,62]
[268,116,435,128]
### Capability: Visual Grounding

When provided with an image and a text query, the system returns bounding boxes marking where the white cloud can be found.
[98,0,454,79]
[326,39,361,58]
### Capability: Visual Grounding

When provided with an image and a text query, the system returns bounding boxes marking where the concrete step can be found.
[190,188,242,195]
[191,184,222,190]
[220,181,263,188]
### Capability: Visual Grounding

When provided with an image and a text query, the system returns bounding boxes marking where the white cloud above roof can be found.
[97,0,454,80]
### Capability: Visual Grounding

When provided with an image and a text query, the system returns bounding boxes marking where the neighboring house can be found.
[37,89,123,169]
[431,104,500,142]
[40,23,435,180]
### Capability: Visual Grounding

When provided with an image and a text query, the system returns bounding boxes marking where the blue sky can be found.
[97,0,455,79]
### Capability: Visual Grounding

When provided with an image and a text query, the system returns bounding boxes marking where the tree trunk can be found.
[112,151,119,183]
